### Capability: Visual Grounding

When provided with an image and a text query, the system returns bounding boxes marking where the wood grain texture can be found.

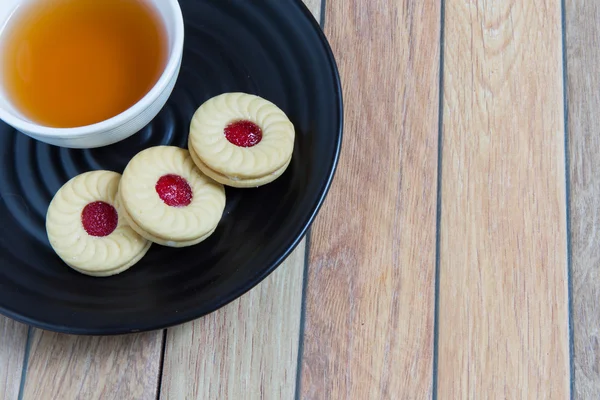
[20,330,163,400]
[0,317,28,400]
[566,0,600,397]
[300,1,441,398]
[438,0,570,398]
[160,244,306,400]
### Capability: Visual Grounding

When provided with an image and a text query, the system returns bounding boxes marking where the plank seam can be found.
[16,326,32,400]
[319,0,326,29]
[560,0,575,397]
[294,230,312,400]
[431,0,446,398]
[156,329,168,400]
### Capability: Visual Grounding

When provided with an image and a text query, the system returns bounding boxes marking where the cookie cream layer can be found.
[188,139,291,188]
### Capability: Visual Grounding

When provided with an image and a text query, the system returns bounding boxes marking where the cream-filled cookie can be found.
[119,146,226,247]
[188,92,295,188]
[46,171,151,277]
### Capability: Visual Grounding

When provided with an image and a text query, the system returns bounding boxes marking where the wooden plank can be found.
[160,244,306,400]
[437,0,570,398]
[21,330,163,400]
[160,2,320,399]
[0,317,28,400]
[300,1,441,398]
[565,0,600,397]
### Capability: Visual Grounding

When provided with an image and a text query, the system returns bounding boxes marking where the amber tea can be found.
[0,0,167,128]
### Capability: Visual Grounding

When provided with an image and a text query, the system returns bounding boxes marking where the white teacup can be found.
[0,0,184,148]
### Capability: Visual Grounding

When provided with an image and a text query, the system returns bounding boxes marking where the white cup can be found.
[0,0,184,148]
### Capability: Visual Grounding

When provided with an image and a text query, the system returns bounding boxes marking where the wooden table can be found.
[2,0,599,398]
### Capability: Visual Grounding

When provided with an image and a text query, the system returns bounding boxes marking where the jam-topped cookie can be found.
[118,146,226,247]
[188,93,295,188]
[46,171,151,277]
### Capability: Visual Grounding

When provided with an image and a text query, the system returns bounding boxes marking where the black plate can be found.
[0,0,342,334]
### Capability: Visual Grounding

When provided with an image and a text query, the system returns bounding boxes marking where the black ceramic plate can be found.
[0,0,342,334]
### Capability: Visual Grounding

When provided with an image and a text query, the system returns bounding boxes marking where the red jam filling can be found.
[81,201,118,237]
[155,174,193,207]
[224,120,263,147]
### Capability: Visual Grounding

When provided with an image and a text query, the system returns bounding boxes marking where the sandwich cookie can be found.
[46,170,151,277]
[118,146,226,247]
[188,92,295,188]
